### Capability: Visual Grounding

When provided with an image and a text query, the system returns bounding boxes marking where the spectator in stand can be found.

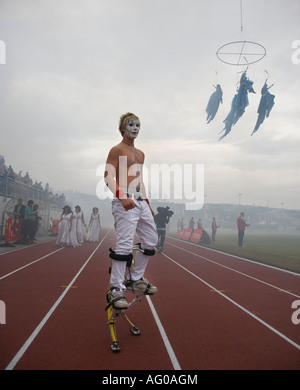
[33,181,43,190]
[237,212,250,247]
[7,165,15,179]
[24,172,33,186]
[0,156,7,175]
[211,217,219,242]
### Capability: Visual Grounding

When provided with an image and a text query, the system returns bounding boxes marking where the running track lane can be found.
[0,238,102,369]
[1,231,299,369]
[0,239,65,279]
[143,236,300,369]
[0,230,174,370]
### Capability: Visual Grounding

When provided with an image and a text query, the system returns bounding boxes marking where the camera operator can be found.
[154,206,173,253]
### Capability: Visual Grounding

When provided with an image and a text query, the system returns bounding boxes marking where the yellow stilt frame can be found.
[105,244,156,352]
[105,253,144,352]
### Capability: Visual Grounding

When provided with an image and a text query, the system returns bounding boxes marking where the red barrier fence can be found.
[176,229,185,239]
[4,218,23,243]
[182,227,193,241]
[176,227,211,245]
[190,228,203,243]
[51,219,59,235]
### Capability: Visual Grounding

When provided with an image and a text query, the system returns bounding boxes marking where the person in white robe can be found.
[88,207,101,242]
[71,205,86,245]
[56,206,74,247]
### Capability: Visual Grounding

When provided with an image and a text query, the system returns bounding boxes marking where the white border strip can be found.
[5,231,109,370]
[163,252,300,351]
[146,295,181,370]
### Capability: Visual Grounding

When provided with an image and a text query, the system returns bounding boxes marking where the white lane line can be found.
[0,247,64,280]
[0,238,56,256]
[146,295,181,370]
[168,236,300,277]
[167,242,300,299]
[162,252,300,351]
[5,231,110,370]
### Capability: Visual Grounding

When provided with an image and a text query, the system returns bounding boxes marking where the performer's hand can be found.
[120,198,137,211]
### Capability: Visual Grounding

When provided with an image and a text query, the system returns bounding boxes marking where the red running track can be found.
[0,229,299,370]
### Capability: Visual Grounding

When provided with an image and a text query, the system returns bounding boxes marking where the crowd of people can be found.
[10,197,102,247]
[1,155,45,189]
[0,155,66,206]
[12,197,250,249]
[55,206,101,248]
[177,212,250,246]
[13,198,42,244]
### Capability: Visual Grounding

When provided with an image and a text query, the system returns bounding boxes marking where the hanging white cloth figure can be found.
[88,207,101,242]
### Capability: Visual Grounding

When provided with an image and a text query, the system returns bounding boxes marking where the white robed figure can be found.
[56,206,74,247]
[71,205,86,244]
[88,207,101,242]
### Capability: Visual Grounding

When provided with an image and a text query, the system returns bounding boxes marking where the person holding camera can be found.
[154,206,172,253]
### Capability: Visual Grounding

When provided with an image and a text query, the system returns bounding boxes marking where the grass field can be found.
[172,230,300,274]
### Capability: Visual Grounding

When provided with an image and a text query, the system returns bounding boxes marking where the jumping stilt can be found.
[105,289,143,352]
[105,243,156,352]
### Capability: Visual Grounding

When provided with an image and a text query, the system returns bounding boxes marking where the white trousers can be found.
[110,198,158,289]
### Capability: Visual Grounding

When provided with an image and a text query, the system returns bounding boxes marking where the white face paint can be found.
[124,118,140,139]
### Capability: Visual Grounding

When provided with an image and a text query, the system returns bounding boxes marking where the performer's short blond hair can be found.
[119,112,139,135]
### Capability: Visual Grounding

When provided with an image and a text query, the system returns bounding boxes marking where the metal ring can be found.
[216,40,266,66]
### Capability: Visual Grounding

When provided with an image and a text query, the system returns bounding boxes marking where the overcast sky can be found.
[0,0,299,210]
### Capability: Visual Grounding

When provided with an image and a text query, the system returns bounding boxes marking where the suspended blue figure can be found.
[219,72,255,140]
[251,81,275,135]
[206,84,223,123]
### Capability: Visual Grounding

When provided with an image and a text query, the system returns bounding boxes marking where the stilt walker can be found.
[103,112,158,352]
